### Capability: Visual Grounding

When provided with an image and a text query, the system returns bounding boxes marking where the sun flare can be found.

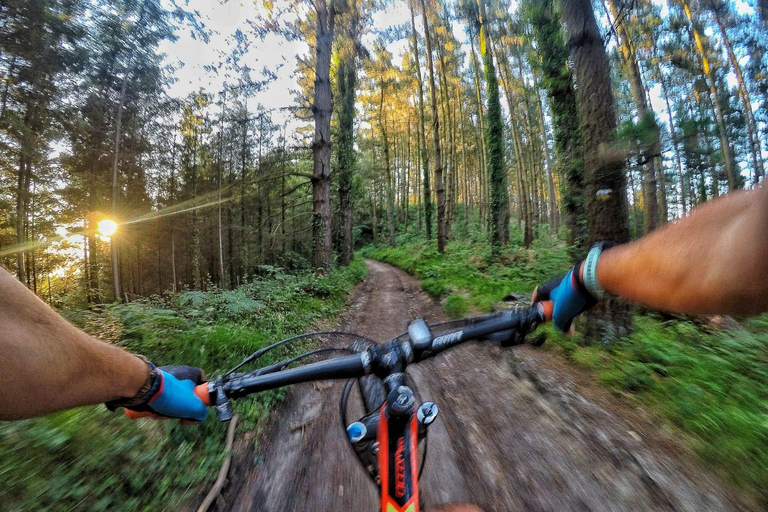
[97,219,118,237]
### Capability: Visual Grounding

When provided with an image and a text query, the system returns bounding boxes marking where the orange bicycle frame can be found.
[377,404,420,512]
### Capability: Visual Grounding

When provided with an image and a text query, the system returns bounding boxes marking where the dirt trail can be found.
[221,260,748,512]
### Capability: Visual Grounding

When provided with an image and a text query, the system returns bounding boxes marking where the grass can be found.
[552,314,768,499]
[359,230,571,312]
[362,235,768,503]
[0,259,367,512]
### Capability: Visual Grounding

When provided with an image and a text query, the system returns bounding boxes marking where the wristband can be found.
[105,355,160,411]
[583,245,608,301]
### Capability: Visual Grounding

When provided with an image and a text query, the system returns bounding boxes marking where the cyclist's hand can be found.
[115,364,208,422]
[532,266,596,333]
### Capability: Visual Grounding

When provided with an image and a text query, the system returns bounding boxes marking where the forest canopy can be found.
[0,0,765,306]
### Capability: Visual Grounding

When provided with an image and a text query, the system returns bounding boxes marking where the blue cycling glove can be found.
[533,263,597,332]
[107,360,208,422]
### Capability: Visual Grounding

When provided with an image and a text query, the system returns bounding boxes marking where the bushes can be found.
[444,294,469,319]
[0,258,367,512]
[360,235,571,314]
[550,315,768,498]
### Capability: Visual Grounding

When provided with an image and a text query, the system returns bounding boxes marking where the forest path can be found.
[221,260,747,512]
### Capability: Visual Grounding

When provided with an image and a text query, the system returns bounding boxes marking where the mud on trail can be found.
[218,260,749,512]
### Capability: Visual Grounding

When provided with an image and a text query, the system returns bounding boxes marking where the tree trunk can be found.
[420,0,446,253]
[312,0,335,269]
[191,125,202,290]
[15,143,30,284]
[607,0,660,232]
[653,48,687,217]
[379,80,397,248]
[477,0,510,248]
[711,7,765,184]
[337,55,356,265]
[527,0,586,257]
[408,2,432,241]
[217,128,227,288]
[468,34,489,229]
[532,72,559,232]
[681,0,738,190]
[562,0,632,341]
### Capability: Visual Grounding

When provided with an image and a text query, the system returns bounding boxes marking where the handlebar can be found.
[194,301,553,410]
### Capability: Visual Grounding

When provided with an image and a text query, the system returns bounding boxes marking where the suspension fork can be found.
[378,389,420,512]
[377,394,420,512]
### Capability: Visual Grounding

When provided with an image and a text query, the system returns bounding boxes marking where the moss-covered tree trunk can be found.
[476,0,509,248]
[526,0,585,257]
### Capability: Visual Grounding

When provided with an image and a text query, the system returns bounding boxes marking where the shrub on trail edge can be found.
[444,294,469,319]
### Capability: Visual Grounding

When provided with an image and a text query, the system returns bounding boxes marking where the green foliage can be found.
[360,233,570,315]
[0,260,366,512]
[444,294,470,319]
[548,315,768,498]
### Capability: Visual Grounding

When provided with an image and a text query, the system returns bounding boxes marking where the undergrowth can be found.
[551,314,768,501]
[362,235,768,503]
[359,230,571,311]
[0,259,367,512]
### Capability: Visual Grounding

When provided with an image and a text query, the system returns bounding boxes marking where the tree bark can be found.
[311,0,335,270]
[562,0,632,341]
[608,0,660,231]
[711,6,765,184]
[337,58,356,265]
[477,0,510,248]
[681,0,738,190]
[409,3,433,241]
[527,0,586,257]
[379,78,396,247]
[420,0,446,253]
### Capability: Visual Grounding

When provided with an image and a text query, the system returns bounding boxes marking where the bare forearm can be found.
[596,185,768,316]
[0,267,147,420]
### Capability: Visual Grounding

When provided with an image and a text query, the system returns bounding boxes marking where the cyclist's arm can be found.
[593,184,768,316]
[0,266,148,420]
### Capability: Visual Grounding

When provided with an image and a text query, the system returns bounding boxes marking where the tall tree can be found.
[524,0,586,256]
[562,0,632,340]
[1,0,83,285]
[678,0,739,190]
[607,0,662,232]
[420,0,446,253]
[475,0,509,248]
[408,0,433,240]
[311,0,336,270]
[336,0,361,265]
[705,0,765,184]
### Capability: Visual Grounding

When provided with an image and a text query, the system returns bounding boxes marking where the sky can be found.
[158,0,309,132]
[158,0,468,120]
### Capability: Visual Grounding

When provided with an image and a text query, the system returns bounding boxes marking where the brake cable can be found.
[225,331,377,376]
[258,347,357,376]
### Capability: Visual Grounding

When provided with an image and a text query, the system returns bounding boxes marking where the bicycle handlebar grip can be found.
[124,410,156,420]
[194,383,213,406]
[539,300,554,322]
